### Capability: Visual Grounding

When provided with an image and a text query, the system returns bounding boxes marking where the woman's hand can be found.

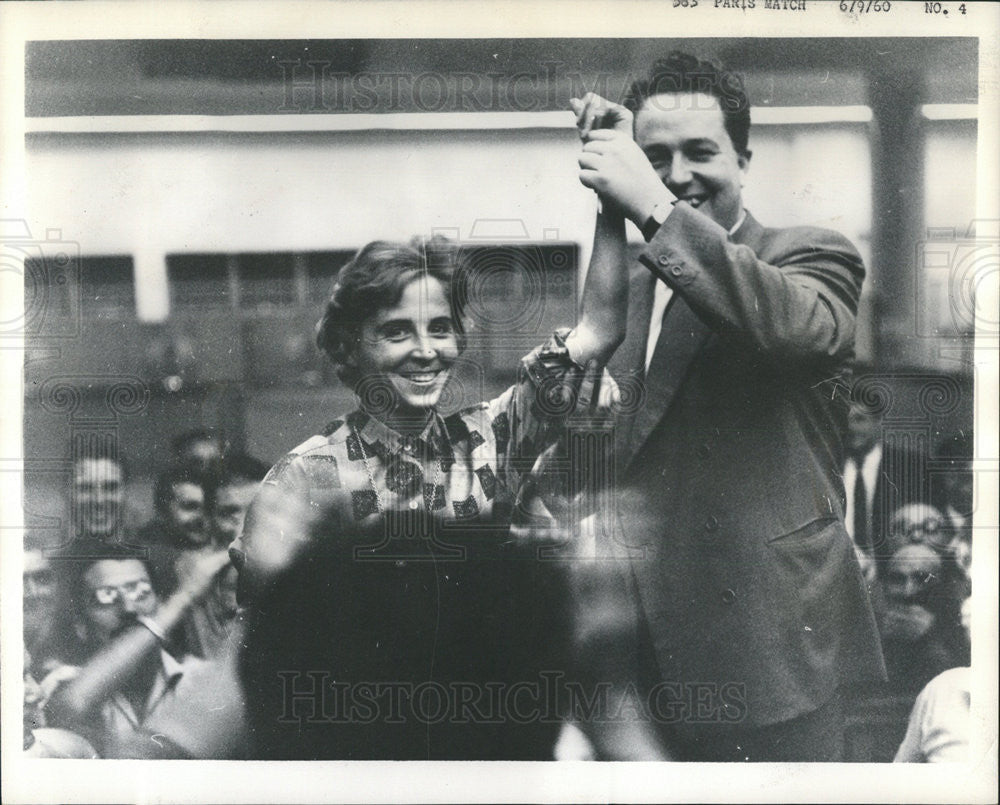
[570,93,634,138]
[572,93,673,228]
[577,358,621,419]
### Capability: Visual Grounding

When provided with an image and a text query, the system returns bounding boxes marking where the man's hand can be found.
[572,93,673,227]
[578,130,672,227]
[576,358,621,421]
[882,603,935,642]
[174,549,232,604]
[38,664,81,703]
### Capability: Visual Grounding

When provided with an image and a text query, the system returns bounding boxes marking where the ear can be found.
[455,315,471,355]
[737,150,751,184]
[341,329,363,368]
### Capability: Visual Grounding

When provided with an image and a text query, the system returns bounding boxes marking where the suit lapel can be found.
[624,296,711,464]
[611,266,656,380]
[731,209,764,251]
[610,268,656,468]
[619,211,764,471]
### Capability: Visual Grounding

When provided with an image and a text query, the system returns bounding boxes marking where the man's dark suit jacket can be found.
[607,203,886,731]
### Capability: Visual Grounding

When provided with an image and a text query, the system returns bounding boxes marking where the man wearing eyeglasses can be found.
[45,552,247,758]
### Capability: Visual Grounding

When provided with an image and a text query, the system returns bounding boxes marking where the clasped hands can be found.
[570,93,673,227]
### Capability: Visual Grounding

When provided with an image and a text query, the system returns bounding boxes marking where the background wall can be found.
[19,37,979,530]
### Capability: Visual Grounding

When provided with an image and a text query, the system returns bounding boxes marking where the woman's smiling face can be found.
[348,274,459,427]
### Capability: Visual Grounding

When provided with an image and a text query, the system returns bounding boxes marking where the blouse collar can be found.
[346,409,453,462]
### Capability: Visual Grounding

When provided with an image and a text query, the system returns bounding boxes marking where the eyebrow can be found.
[683,138,721,150]
[376,317,412,330]
[645,137,720,151]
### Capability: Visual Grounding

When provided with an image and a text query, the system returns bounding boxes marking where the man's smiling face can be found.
[634,92,749,231]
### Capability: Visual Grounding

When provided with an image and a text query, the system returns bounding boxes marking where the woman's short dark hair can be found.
[624,51,752,158]
[315,236,467,388]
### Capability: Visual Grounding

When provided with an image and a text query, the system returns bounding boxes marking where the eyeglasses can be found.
[90,579,154,607]
[891,518,942,539]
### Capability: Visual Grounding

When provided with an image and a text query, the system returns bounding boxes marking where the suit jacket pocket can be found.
[766,517,838,548]
[766,518,847,630]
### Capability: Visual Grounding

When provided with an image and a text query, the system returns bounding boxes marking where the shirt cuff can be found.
[521,328,588,415]
[136,616,170,645]
[641,199,676,242]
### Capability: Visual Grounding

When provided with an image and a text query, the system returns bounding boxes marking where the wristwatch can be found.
[641,199,672,242]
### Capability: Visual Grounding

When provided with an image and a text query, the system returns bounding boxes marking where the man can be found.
[23,541,58,664]
[146,467,209,548]
[572,52,885,760]
[171,428,224,478]
[887,502,951,557]
[44,553,247,758]
[880,540,968,695]
[137,467,210,593]
[179,454,267,657]
[47,451,143,558]
[842,399,926,580]
[208,454,269,547]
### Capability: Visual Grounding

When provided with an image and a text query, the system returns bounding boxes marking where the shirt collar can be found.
[160,648,185,685]
[729,210,747,236]
[347,409,450,460]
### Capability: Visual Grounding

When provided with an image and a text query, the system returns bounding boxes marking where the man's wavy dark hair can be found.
[624,51,752,157]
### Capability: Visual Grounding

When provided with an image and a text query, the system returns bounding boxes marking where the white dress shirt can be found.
[843,443,883,542]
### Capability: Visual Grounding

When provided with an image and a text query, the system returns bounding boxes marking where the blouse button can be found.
[409,499,419,510]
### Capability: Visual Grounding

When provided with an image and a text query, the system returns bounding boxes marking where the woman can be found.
[233,230,626,759]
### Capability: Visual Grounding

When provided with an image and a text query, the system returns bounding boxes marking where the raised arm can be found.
[565,208,629,367]
[47,552,230,725]
[563,94,639,367]
[572,92,863,367]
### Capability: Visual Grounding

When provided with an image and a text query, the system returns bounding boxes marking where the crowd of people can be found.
[22,433,261,758]
[843,407,973,697]
[20,419,973,761]
[21,51,976,763]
